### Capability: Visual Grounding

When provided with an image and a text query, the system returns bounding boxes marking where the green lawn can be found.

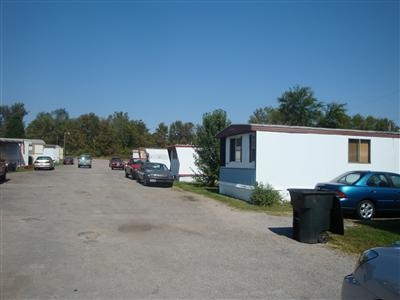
[173,182,400,255]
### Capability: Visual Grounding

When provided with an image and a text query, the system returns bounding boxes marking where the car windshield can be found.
[332,172,365,185]
[80,155,91,159]
[145,163,168,171]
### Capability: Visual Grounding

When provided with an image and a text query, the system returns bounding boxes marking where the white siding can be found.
[170,146,201,182]
[146,148,170,169]
[255,131,400,193]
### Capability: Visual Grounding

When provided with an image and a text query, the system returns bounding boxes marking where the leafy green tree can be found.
[319,102,351,128]
[278,86,323,126]
[195,109,231,186]
[130,120,152,148]
[152,122,169,147]
[108,112,133,153]
[0,102,27,138]
[248,106,281,124]
[26,112,56,142]
[373,118,399,132]
[168,121,195,145]
[71,113,101,154]
[92,119,115,156]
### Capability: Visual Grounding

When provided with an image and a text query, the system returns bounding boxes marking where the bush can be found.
[250,182,282,206]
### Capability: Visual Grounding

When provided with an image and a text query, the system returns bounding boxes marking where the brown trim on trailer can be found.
[215,124,400,139]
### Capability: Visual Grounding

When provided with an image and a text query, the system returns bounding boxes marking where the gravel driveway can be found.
[1,159,355,299]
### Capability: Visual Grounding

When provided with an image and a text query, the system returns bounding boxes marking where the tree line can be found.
[1,86,399,158]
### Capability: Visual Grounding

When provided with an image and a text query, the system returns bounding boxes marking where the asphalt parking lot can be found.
[1,159,355,299]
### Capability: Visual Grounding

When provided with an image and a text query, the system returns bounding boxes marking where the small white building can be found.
[168,145,201,182]
[43,144,63,163]
[216,124,400,201]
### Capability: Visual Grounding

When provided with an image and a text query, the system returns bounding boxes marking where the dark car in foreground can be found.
[124,158,142,179]
[136,162,174,187]
[34,156,55,170]
[342,242,400,300]
[109,157,125,170]
[316,171,400,220]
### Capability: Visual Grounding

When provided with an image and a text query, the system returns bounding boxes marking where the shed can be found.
[216,124,400,201]
[168,145,200,182]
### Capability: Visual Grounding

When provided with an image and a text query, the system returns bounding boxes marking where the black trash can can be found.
[288,189,344,244]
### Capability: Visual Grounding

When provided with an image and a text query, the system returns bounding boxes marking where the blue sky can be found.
[1,0,399,131]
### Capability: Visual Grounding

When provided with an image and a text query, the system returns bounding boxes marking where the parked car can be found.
[63,156,74,165]
[78,154,92,168]
[136,162,174,187]
[124,158,142,179]
[0,159,7,182]
[315,171,400,220]
[109,157,125,170]
[34,156,55,170]
[342,242,400,300]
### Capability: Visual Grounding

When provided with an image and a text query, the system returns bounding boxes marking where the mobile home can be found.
[216,124,400,201]
[168,145,201,182]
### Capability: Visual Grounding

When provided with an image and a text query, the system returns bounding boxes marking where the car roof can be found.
[340,170,399,176]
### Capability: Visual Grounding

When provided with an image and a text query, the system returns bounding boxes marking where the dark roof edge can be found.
[215,124,400,139]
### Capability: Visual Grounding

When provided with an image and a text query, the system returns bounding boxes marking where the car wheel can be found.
[317,231,329,243]
[357,200,375,220]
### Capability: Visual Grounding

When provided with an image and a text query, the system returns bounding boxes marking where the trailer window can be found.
[348,139,370,163]
[229,137,242,162]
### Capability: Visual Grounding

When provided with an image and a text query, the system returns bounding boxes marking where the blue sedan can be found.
[316,171,400,220]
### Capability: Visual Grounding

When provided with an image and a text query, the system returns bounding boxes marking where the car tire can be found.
[317,231,329,243]
[357,200,375,220]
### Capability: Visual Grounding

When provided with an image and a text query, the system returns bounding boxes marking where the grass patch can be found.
[174,182,400,255]
[173,182,292,216]
[330,218,400,255]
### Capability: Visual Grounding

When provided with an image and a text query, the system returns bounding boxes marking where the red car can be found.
[124,158,142,179]
[109,157,125,170]
[63,156,74,165]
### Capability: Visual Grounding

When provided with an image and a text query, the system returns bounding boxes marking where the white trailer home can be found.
[216,124,400,202]
[143,148,171,169]
[168,145,201,182]
[0,138,30,168]
[0,138,45,168]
